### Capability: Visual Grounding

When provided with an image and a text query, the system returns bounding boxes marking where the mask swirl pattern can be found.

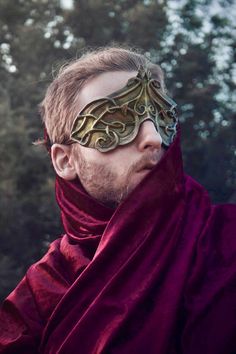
[71,67,178,152]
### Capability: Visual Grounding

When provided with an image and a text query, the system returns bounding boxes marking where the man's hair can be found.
[39,47,166,145]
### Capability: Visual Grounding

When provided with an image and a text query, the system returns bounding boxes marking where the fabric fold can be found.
[1,130,235,354]
[39,133,220,354]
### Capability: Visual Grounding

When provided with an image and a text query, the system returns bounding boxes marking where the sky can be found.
[60,0,73,10]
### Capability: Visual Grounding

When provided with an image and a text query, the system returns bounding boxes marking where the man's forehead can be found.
[77,70,137,112]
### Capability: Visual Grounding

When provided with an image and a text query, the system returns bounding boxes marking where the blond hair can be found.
[39,47,165,145]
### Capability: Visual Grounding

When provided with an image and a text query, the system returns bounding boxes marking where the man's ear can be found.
[51,144,77,180]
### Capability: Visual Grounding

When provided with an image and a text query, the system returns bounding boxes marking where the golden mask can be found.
[70,67,178,152]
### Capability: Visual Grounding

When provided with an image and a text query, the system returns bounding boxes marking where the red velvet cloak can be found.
[0,133,235,354]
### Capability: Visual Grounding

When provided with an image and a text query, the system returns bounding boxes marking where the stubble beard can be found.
[76,149,164,209]
[77,156,131,209]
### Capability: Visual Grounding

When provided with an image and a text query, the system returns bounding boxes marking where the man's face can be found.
[71,71,165,208]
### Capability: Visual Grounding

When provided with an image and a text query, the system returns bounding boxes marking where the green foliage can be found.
[0,0,235,300]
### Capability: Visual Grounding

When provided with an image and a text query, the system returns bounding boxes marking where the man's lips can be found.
[138,162,157,172]
[135,150,164,173]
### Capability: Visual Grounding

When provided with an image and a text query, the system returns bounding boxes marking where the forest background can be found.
[0,0,235,301]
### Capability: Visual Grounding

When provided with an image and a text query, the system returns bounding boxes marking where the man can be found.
[0,47,235,354]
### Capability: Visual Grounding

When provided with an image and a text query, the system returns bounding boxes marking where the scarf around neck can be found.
[1,126,235,354]
[38,131,236,354]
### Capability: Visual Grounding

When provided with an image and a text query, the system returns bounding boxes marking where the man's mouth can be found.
[138,162,157,172]
[135,150,164,173]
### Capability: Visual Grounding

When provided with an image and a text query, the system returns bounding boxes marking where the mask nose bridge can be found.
[136,87,160,132]
[138,109,160,135]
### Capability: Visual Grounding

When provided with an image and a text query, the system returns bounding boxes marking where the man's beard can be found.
[76,149,163,209]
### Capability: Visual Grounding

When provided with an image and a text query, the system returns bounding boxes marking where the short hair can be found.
[39,47,166,145]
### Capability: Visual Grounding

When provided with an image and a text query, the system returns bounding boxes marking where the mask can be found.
[70,66,178,152]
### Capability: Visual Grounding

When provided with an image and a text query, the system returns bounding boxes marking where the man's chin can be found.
[119,169,152,202]
[97,173,149,209]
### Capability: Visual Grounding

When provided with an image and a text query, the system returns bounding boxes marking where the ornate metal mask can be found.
[70,66,178,152]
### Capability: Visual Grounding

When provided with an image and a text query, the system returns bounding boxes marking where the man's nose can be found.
[136,121,162,152]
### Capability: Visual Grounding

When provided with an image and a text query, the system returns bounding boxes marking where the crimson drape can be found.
[0,132,235,354]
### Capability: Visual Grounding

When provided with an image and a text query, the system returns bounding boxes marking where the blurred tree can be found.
[160,0,236,202]
[0,0,235,300]
[0,0,67,300]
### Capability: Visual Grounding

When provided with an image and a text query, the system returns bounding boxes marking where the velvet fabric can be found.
[0,133,235,354]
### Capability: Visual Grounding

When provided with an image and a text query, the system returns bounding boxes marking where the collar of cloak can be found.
[1,127,235,354]
[40,129,223,353]
[55,127,185,252]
